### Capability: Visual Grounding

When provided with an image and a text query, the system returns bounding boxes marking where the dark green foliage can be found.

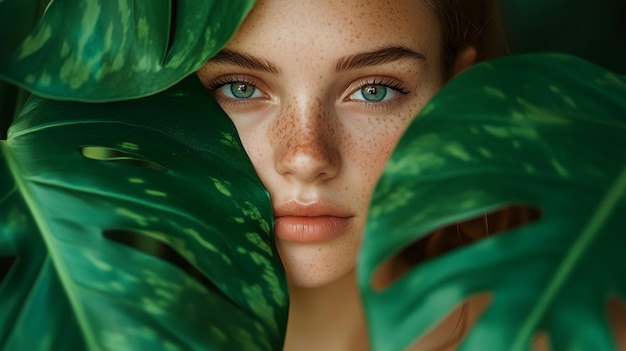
[500,0,626,74]
[0,0,255,101]
[360,53,626,351]
[2,1,626,350]
[0,76,287,350]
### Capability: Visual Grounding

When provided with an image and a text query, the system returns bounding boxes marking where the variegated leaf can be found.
[0,75,287,350]
[0,0,255,101]
[360,53,626,351]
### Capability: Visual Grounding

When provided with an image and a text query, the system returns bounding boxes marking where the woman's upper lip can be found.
[273,201,353,218]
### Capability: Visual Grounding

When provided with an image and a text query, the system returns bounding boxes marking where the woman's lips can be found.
[274,216,351,243]
[273,201,352,243]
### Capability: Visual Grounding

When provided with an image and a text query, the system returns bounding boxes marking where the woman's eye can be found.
[349,84,398,102]
[217,82,264,99]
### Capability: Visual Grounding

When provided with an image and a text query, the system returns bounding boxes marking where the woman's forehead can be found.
[225,0,442,59]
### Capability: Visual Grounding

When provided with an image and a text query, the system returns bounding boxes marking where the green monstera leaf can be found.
[360,53,626,351]
[0,75,287,350]
[0,0,49,68]
[0,0,49,136]
[0,0,255,102]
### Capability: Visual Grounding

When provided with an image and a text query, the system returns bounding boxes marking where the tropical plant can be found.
[360,52,626,351]
[1,1,625,350]
[0,75,287,351]
[1,1,288,350]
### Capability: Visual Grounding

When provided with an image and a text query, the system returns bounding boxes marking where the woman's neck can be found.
[283,270,369,351]
[280,260,489,351]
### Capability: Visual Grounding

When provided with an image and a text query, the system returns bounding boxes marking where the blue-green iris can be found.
[231,83,256,99]
[361,85,387,102]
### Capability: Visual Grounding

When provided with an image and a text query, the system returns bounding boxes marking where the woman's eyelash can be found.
[208,76,255,91]
[209,77,410,95]
[357,78,411,95]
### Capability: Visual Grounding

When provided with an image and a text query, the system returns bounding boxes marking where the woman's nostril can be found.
[275,135,341,183]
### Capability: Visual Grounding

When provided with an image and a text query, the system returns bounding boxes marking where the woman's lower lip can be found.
[274,216,351,243]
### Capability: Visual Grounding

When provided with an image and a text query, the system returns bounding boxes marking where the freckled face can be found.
[197,0,444,287]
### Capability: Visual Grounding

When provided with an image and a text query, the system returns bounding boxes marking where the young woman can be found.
[197,0,504,349]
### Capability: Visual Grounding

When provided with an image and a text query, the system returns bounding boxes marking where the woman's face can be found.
[197,0,445,288]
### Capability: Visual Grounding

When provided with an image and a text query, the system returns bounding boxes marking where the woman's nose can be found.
[273,99,341,184]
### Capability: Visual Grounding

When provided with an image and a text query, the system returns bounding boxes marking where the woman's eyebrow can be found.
[207,50,280,74]
[335,46,426,72]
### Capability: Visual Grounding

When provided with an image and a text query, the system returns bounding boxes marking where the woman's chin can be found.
[277,237,361,289]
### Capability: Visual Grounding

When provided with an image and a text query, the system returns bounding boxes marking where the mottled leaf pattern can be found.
[0,0,49,68]
[360,54,626,351]
[0,0,255,101]
[0,76,287,350]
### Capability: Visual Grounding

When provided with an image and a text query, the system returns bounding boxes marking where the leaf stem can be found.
[513,164,626,350]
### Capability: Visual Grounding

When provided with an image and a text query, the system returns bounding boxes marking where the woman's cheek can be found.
[352,112,414,188]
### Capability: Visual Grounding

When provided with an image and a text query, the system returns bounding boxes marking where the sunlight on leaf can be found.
[0,76,287,350]
[360,53,626,351]
[0,0,255,101]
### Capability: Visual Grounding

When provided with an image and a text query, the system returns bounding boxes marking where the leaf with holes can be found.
[359,53,626,351]
[0,0,255,102]
[0,75,287,350]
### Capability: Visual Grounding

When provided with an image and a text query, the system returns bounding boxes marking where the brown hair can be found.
[398,205,541,267]
[426,0,509,76]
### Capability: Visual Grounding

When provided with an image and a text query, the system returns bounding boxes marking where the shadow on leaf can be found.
[373,205,542,291]
[103,229,225,297]
[0,255,17,286]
